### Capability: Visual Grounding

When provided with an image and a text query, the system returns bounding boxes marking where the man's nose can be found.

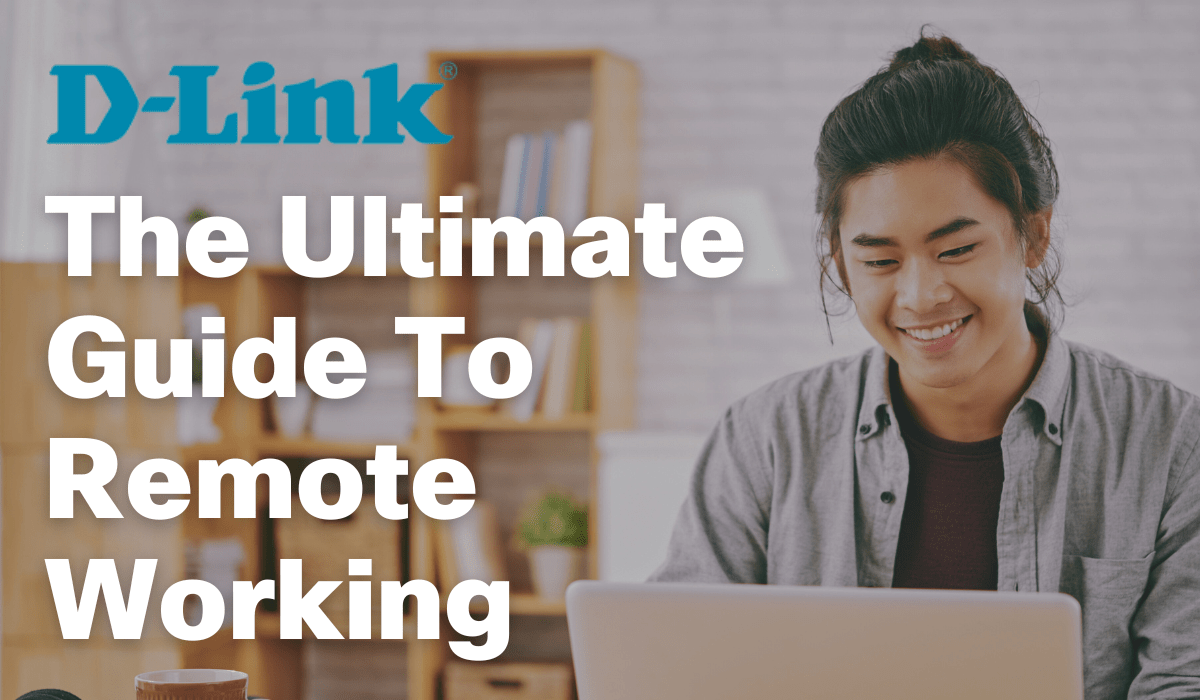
[895,258,952,313]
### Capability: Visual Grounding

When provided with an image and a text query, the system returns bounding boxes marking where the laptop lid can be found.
[567,581,1083,700]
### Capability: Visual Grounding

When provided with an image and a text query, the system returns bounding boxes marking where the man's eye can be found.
[863,259,896,269]
[939,244,977,259]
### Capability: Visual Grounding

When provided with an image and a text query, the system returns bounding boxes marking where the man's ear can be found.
[1025,208,1052,269]
[831,233,852,295]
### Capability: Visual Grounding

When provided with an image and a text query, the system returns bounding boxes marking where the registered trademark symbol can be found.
[439,61,458,81]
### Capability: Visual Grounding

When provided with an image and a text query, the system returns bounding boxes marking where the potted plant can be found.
[516,492,588,601]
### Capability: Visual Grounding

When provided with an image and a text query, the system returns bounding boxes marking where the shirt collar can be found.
[1019,331,1070,446]
[857,345,893,441]
[856,330,1071,446]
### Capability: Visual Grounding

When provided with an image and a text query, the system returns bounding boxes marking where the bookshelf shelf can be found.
[503,593,569,617]
[256,436,412,460]
[462,234,591,248]
[434,410,595,432]
[253,611,420,640]
[181,441,246,464]
[440,593,567,616]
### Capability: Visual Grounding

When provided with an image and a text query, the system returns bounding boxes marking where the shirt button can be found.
[859,424,871,435]
[1048,424,1058,435]
[880,491,895,504]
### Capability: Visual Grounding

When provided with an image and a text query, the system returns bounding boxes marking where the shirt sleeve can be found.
[1128,427,1200,698]
[648,403,774,584]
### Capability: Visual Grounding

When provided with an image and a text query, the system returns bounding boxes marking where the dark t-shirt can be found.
[890,367,1006,590]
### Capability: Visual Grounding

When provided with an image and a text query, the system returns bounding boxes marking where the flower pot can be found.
[529,545,582,601]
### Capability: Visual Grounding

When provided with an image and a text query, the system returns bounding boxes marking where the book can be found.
[504,318,555,421]
[497,133,529,218]
[435,500,507,587]
[572,320,592,413]
[541,317,582,420]
[533,130,556,218]
[517,132,546,221]
[546,131,567,224]
[557,120,593,231]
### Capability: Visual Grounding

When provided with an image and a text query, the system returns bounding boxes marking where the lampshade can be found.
[675,187,792,287]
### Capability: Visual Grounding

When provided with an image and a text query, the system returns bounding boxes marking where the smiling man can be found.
[652,34,1200,700]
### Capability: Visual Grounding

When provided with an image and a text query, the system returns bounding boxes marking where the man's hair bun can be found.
[887,30,977,71]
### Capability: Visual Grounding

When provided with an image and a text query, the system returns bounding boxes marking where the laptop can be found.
[566,581,1083,700]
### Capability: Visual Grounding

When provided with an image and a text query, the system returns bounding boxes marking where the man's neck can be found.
[894,325,1044,443]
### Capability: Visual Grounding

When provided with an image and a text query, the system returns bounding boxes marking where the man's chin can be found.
[896,356,976,391]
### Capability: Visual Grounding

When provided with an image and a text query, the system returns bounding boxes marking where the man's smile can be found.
[897,315,971,341]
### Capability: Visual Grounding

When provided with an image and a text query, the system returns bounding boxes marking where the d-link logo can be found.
[47,62,452,145]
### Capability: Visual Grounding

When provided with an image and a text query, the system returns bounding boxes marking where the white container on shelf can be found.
[529,545,582,601]
[177,384,221,446]
[273,381,313,437]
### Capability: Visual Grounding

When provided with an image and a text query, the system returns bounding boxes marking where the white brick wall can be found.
[6,0,1199,431]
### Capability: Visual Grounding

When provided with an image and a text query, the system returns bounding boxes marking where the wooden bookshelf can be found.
[168,48,638,700]
[413,47,639,700]
[434,409,596,432]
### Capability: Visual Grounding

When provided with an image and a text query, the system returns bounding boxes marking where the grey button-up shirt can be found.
[652,333,1200,699]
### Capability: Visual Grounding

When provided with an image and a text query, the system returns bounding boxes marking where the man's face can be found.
[838,157,1036,392]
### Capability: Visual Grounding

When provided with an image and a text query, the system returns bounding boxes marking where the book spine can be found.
[504,318,555,421]
[542,317,581,420]
[571,320,592,414]
[497,133,530,219]
[560,120,593,230]
[534,130,555,218]
[518,134,546,221]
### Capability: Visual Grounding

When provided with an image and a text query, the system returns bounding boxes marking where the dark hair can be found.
[814,30,1062,333]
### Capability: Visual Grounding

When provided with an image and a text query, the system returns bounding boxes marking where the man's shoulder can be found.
[1066,340,1200,407]
[1064,339,1200,440]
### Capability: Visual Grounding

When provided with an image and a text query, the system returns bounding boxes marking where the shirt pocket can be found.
[1059,553,1154,699]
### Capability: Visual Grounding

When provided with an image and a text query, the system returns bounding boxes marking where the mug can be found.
[134,670,248,700]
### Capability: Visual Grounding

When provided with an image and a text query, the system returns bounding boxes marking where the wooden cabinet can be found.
[176,49,638,700]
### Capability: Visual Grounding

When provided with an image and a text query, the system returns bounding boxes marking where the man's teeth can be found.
[905,317,964,340]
